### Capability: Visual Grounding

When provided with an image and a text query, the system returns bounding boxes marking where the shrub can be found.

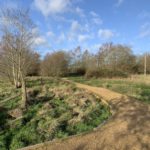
[85,68,128,78]
[85,68,101,78]
[140,89,150,103]
[68,67,86,77]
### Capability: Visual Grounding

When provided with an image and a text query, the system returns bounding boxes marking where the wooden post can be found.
[144,53,147,76]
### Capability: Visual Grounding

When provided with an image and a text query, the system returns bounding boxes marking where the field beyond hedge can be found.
[0,77,110,150]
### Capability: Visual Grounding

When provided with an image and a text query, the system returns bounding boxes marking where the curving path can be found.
[20,82,150,150]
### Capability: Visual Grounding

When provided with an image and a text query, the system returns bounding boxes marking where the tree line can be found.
[0,8,149,110]
[40,45,150,78]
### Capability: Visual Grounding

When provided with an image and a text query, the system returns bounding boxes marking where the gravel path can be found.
[20,82,150,150]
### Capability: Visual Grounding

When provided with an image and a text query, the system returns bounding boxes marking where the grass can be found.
[68,75,150,103]
[0,77,111,150]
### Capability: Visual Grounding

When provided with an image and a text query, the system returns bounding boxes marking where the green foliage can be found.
[66,104,110,135]
[0,108,9,130]
[139,89,150,103]
[85,68,128,78]
[0,78,111,149]
[54,130,68,139]
[67,122,92,135]
[3,97,21,110]
[0,133,6,150]
[85,105,110,127]
[24,103,42,122]
[10,123,41,150]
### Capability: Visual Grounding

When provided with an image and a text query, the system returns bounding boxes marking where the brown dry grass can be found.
[103,74,150,85]
[20,81,150,150]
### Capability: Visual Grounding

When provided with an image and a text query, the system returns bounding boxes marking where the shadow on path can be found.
[20,83,150,150]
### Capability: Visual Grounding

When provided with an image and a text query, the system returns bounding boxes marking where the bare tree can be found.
[0,8,36,110]
[41,51,69,77]
[27,52,40,76]
[97,43,136,73]
[137,53,150,74]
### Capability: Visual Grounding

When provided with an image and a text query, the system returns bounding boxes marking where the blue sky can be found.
[0,0,150,56]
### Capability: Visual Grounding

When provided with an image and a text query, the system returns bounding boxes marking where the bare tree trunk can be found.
[0,8,36,110]
[21,76,27,110]
[12,64,18,88]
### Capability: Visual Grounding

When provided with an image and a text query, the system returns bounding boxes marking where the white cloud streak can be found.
[90,11,103,25]
[34,0,71,16]
[139,22,150,38]
[98,29,114,39]
[90,11,99,17]
[115,0,124,7]
[71,20,82,32]
[78,34,91,42]
[138,11,150,19]
[75,7,85,17]
[34,36,47,45]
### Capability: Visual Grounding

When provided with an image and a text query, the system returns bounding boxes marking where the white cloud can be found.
[57,32,66,43]
[71,20,82,32]
[78,34,90,42]
[90,11,103,25]
[139,22,150,38]
[32,27,39,35]
[92,44,102,50]
[92,18,103,25]
[47,31,65,43]
[90,11,98,17]
[47,31,55,38]
[138,11,150,19]
[68,17,98,43]
[98,29,114,39]
[34,0,71,16]
[75,7,85,17]
[115,0,124,7]
[84,23,90,32]
[34,36,47,45]
[68,20,91,42]
[141,22,150,29]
